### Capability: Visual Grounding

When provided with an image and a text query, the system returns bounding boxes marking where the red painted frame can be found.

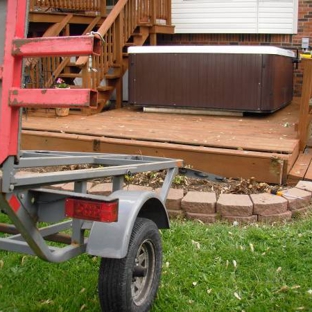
[0,1,100,165]
[9,88,98,108]
[0,0,27,165]
[12,36,100,57]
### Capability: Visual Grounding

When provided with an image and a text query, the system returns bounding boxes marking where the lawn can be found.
[1,213,312,311]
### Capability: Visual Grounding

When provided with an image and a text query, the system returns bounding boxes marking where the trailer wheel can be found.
[98,217,162,312]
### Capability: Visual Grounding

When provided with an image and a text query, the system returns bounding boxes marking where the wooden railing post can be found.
[115,12,124,109]
[100,0,107,17]
[166,0,172,25]
[298,59,312,151]
[151,0,157,25]
[82,62,91,89]
[148,0,157,45]
[29,0,35,11]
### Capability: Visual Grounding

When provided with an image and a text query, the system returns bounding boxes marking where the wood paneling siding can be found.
[129,47,294,113]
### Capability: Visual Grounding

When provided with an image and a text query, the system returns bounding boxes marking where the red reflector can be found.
[9,195,21,213]
[65,198,118,222]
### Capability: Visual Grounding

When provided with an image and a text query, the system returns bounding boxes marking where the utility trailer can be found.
[0,1,222,311]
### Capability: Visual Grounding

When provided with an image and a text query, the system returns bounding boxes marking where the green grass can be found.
[1,214,312,311]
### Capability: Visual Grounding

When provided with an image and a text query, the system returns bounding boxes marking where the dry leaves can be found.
[129,173,274,196]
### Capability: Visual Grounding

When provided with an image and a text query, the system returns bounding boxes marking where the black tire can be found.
[98,217,163,312]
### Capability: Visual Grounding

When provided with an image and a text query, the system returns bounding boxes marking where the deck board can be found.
[23,101,298,153]
[287,153,312,184]
[21,100,301,184]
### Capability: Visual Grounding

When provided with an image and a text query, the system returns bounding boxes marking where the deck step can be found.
[67,62,82,67]
[97,85,113,91]
[288,152,312,185]
[111,64,122,68]
[105,74,120,80]
[59,73,83,78]
[132,32,143,37]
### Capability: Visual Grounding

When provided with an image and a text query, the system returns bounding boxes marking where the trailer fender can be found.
[86,190,169,259]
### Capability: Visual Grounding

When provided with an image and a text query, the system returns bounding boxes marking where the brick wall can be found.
[158,0,312,97]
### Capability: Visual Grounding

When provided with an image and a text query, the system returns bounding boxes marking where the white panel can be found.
[172,0,298,34]
[128,45,296,57]
[258,0,297,34]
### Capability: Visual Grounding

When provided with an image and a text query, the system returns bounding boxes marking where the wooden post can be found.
[298,59,312,151]
[150,0,157,45]
[115,12,124,109]
[29,0,35,12]
[151,0,157,25]
[150,33,157,45]
[166,0,172,25]
[29,0,35,11]
[100,0,106,17]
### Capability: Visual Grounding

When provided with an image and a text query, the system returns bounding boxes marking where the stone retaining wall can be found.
[165,181,312,224]
[49,178,312,225]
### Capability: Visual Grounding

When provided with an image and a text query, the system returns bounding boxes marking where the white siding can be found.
[172,0,298,34]
[258,0,298,33]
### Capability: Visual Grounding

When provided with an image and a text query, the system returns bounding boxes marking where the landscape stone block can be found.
[124,184,153,192]
[16,171,38,177]
[258,211,292,223]
[88,183,112,196]
[48,183,66,190]
[296,180,312,193]
[185,212,219,224]
[222,215,258,224]
[250,193,288,216]
[167,209,185,219]
[283,188,311,211]
[291,206,312,219]
[164,188,184,211]
[217,194,253,216]
[181,191,216,214]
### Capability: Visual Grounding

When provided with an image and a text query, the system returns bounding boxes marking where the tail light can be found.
[65,198,118,222]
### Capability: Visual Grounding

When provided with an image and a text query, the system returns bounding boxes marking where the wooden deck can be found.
[21,98,304,185]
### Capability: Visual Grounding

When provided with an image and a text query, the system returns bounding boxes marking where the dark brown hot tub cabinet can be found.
[128,46,295,113]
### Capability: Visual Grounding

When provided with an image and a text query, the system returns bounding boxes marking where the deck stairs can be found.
[27,0,174,114]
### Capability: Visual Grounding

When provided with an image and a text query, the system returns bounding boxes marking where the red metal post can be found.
[0,0,28,165]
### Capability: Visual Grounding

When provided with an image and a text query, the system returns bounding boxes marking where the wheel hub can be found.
[132,239,156,306]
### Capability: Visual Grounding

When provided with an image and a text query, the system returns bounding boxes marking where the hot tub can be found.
[128,45,295,113]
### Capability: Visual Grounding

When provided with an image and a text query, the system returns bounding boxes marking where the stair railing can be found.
[28,0,171,110]
[79,0,138,89]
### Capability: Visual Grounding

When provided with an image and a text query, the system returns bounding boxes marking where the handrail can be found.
[76,0,139,90]
[98,0,129,35]
[44,16,101,88]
